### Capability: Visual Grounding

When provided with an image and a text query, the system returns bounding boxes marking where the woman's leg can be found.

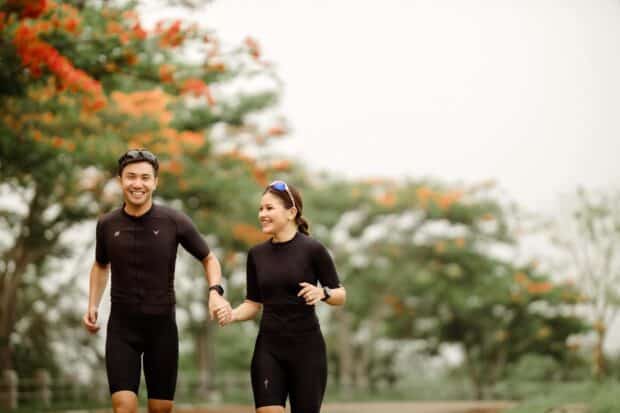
[288,332,327,413]
[251,334,288,411]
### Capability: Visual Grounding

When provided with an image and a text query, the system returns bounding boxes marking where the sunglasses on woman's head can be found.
[269,180,296,209]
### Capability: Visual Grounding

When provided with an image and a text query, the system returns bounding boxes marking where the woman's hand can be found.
[298,282,324,305]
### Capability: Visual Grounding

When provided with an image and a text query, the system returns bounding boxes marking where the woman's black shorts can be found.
[251,329,327,413]
[105,306,178,400]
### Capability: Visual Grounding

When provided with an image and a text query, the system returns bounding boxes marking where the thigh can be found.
[288,332,327,413]
[251,334,288,409]
[105,316,142,396]
[143,313,178,401]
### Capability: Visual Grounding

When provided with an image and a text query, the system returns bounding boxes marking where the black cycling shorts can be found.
[251,330,327,413]
[105,305,178,400]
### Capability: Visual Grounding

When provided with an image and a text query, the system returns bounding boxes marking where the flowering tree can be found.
[303,179,588,398]
[0,0,287,375]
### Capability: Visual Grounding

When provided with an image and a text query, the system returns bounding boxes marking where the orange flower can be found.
[106,21,124,35]
[244,36,260,59]
[526,282,553,294]
[63,18,79,33]
[454,238,465,248]
[159,64,175,84]
[434,241,445,254]
[181,78,208,96]
[514,272,529,285]
[267,125,286,136]
[252,167,267,186]
[178,131,204,147]
[232,223,268,245]
[376,192,396,207]
[125,52,138,65]
[51,136,64,148]
[436,191,462,210]
[132,23,147,40]
[416,186,433,205]
[160,160,184,175]
[159,20,184,47]
[270,160,291,172]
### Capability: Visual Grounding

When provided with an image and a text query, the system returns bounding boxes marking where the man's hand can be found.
[82,307,100,334]
[298,282,325,305]
[208,292,232,326]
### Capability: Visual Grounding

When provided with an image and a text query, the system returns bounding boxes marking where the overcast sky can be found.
[140,0,620,212]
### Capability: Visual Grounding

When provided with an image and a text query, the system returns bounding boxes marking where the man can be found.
[82,149,231,413]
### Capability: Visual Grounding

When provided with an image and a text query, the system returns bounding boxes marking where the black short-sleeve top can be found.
[245,231,341,333]
[96,204,209,314]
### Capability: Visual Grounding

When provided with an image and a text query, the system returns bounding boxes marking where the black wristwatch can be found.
[321,286,332,302]
[208,284,224,296]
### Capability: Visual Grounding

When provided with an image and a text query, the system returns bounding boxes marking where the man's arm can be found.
[202,252,232,323]
[82,261,110,334]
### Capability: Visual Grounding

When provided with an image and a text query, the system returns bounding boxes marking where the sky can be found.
[141,0,620,212]
[136,0,620,350]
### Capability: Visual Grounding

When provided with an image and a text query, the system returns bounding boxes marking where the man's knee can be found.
[148,399,174,413]
[111,391,138,413]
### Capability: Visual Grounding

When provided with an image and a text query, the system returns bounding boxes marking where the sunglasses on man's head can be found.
[269,180,296,209]
[118,149,158,165]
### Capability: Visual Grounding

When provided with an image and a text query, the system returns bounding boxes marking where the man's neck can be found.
[124,200,153,217]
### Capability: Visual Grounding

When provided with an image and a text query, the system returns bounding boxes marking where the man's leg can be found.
[112,391,139,413]
[144,312,178,410]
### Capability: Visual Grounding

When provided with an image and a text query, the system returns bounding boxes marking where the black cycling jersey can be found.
[245,231,341,333]
[96,203,209,314]
[246,231,341,412]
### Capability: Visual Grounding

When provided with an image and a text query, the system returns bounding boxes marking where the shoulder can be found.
[97,207,122,226]
[152,204,193,225]
[297,232,325,252]
[248,238,274,257]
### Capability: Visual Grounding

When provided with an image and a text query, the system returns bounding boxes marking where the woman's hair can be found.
[263,182,310,235]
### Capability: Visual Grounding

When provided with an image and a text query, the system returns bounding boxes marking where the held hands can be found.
[298,282,325,305]
[209,292,233,327]
[82,307,100,334]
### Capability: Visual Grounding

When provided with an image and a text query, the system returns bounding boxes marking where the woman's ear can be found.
[288,206,298,221]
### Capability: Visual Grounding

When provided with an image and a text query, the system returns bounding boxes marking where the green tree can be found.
[0,0,285,378]
[552,188,620,378]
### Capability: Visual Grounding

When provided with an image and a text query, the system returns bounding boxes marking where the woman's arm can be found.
[218,299,262,325]
[324,286,346,306]
[232,300,262,322]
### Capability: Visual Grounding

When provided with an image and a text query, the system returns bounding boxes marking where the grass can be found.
[506,380,618,413]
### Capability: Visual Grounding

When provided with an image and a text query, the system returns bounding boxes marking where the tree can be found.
[0,0,286,378]
[552,188,620,378]
[303,178,587,398]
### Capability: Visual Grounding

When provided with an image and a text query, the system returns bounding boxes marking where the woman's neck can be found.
[272,224,297,243]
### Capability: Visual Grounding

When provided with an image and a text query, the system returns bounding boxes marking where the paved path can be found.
[175,401,517,413]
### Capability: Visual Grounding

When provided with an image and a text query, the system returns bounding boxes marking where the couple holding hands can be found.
[82,149,346,413]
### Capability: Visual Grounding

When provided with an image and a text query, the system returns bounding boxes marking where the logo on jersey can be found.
[114,231,120,237]
[264,378,269,389]
[153,229,160,236]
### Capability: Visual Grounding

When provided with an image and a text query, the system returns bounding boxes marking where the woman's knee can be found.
[257,406,286,413]
[148,399,174,413]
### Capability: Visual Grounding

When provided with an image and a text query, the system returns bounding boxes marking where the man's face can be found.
[119,161,158,208]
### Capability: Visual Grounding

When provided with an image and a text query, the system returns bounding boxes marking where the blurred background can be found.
[0,0,619,412]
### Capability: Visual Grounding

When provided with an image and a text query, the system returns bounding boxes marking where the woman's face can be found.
[259,192,295,235]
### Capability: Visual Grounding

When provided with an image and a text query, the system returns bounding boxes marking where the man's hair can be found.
[117,149,159,177]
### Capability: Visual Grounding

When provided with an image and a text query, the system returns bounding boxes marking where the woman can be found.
[218,180,346,413]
